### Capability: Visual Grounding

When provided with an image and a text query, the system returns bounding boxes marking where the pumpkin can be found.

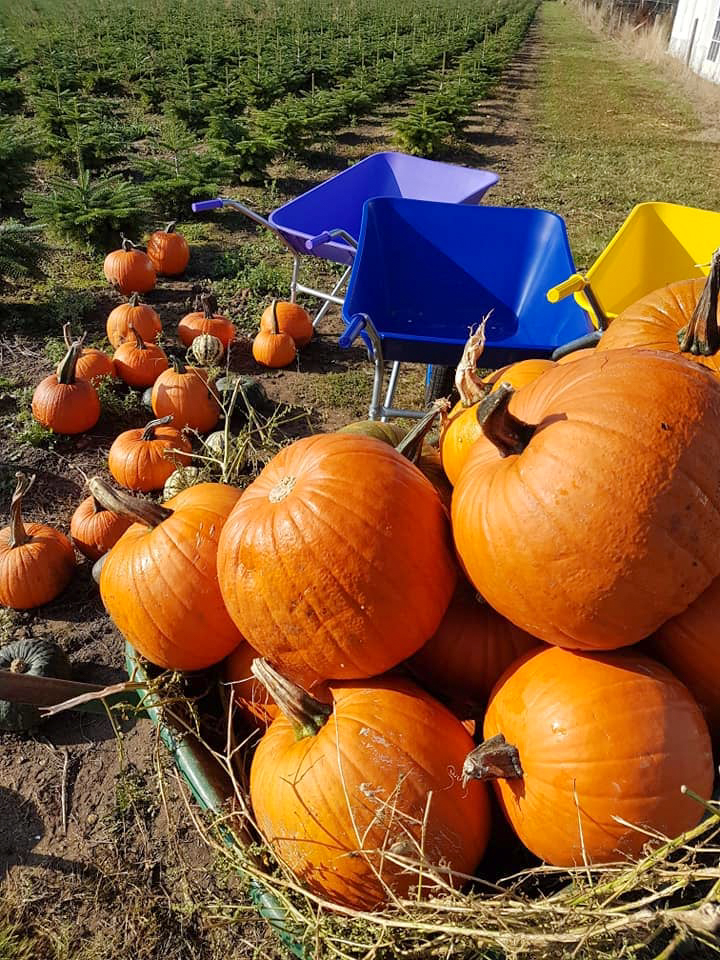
[453,349,720,651]
[91,477,243,670]
[464,646,713,867]
[190,333,224,366]
[103,236,156,295]
[112,326,169,388]
[62,325,115,384]
[0,473,75,610]
[337,420,407,445]
[596,250,720,370]
[482,358,556,391]
[31,340,101,435]
[178,293,235,349]
[151,358,220,433]
[224,641,278,729]
[162,466,200,500]
[107,293,162,349]
[651,576,720,746]
[250,659,491,908]
[557,347,596,365]
[70,493,133,561]
[0,639,70,732]
[252,310,296,369]
[108,415,192,492]
[260,299,313,348]
[409,580,541,712]
[217,433,457,689]
[146,221,190,276]
[415,446,452,512]
[216,374,271,419]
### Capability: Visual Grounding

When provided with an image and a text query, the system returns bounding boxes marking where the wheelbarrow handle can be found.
[339,314,367,349]
[551,330,603,360]
[546,273,587,303]
[192,198,225,212]
[305,229,358,252]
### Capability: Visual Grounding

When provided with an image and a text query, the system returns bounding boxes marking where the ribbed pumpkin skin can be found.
[337,420,407,445]
[453,349,720,650]
[108,425,192,492]
[75,348,116,384]
[31,377,100,434]
[652,576,720,747]
[596,278,716,368]
[252,328,296,368]
[260,301,313,347]
[224,641,278,728]
[146,228,189,276]
[99,483,243,669]
[70,496,133,561]
[178,311,235,349]
[151,365,220,432]
[103,249,156,295]
[410,581,541,708]
[0,523,75,609]
[557,348,596,365]
[441,359,554,486]
[217,434,457,689]
[107,299,161,348]
[483,647,713,866]
[251,676,491,908]
[113,338,168,388]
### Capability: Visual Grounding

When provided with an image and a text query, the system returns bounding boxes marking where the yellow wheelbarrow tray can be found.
[547,202,720,329]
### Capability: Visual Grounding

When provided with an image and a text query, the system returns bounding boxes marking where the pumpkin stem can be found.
[677,249,720,356]
[8,472,35,549]
[200,292,215,320]
[87,477,173,528]
[90,494,104,514]
[129,324,147,351]
[270,299,279,335]
[455,316,491,406]
[251,658,331,740]
[9,657,28,673]
[128,292,141,308]
[141,415,173,441]
[396,406,441,464]
[170,356,187,375]
[164,221,177,234]
[120,234,136,252]
[461,734,524,788]
[63,324,87,349]
[56,341,82,385]
[477,383,535,457]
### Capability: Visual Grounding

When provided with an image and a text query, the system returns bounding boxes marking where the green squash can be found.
[0,638,70,732]
[337,420,408,446]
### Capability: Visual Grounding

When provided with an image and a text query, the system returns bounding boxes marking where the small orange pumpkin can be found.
[224,640,279,729]
[31,341,101,435]
[260,299,313,347]
[106,293,162,348]
[103,236,156,295]
[151,358,220,432]
[178,292,235,349]
[63,325,115,384]
[146,221,190,276]
[70,493,133,562]
[108,415,192,491]
[252,310,296,368]
[0,473,76,609]
[112,326,169,388]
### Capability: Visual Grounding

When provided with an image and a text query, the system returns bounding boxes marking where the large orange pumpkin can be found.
[151,358,220,432]
[250,660,491,909]
[91,477,243,670]
[146,221,190,276]
[178,293,235,349]
[453,349,720,651]
[217,433,457,689]
[409,579,541,712]
[224,640,278,729]
[464,647,713,867]
[106,293,162,348]
[108,415,192,491]
[651,576,720,747]
[31,341,101,435]
[0,473,75,609]
[70,493,133,562]
[112,326,169,388]
[103,237,156,295]
[596,251,719,369]
[260,299,313,347]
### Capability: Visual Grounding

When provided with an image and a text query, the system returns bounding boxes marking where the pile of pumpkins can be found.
[3,249,720,913]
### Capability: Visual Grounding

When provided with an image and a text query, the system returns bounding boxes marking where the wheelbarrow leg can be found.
[312,264,353,328]
[289,255,300,304]
[381,363,401,422]
[369,343,386,421]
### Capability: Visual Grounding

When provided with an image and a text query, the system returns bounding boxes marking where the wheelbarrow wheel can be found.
[425,365,456,405]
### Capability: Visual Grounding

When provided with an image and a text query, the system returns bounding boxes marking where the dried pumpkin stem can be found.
[164,221,177,234]
[87,477,172,528]
[56,341,82,385]
[200,293,215,320]
[128,292,141,307]
[62,323,86,349]
[396,406,441,464]
[251,658,331,740]
[8,472,36,549]
[677,249,720,356]
[170,356,187,375]
[270,299,279,335]
[128,325,147,350]
[455,315,491,406]
[477,383,535,457]
[141,415,173,441]
[9,658,28,673]
[461,733,524,788]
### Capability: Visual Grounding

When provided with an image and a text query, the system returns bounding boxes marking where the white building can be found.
[669,0,720,82]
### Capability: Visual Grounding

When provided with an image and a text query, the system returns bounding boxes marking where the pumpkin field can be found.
[2,0,720,957]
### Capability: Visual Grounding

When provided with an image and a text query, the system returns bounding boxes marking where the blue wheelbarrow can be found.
[192,151,498,328]
[339,198,594,420]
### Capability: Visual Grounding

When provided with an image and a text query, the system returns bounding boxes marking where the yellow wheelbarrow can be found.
[546,202,720,329]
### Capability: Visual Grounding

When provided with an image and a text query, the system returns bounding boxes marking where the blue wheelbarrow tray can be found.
[342,198,593,370]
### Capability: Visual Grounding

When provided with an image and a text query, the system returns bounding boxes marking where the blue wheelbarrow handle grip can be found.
[192,199,224,212]
[305,231,332,251]
[339,315,367,349]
